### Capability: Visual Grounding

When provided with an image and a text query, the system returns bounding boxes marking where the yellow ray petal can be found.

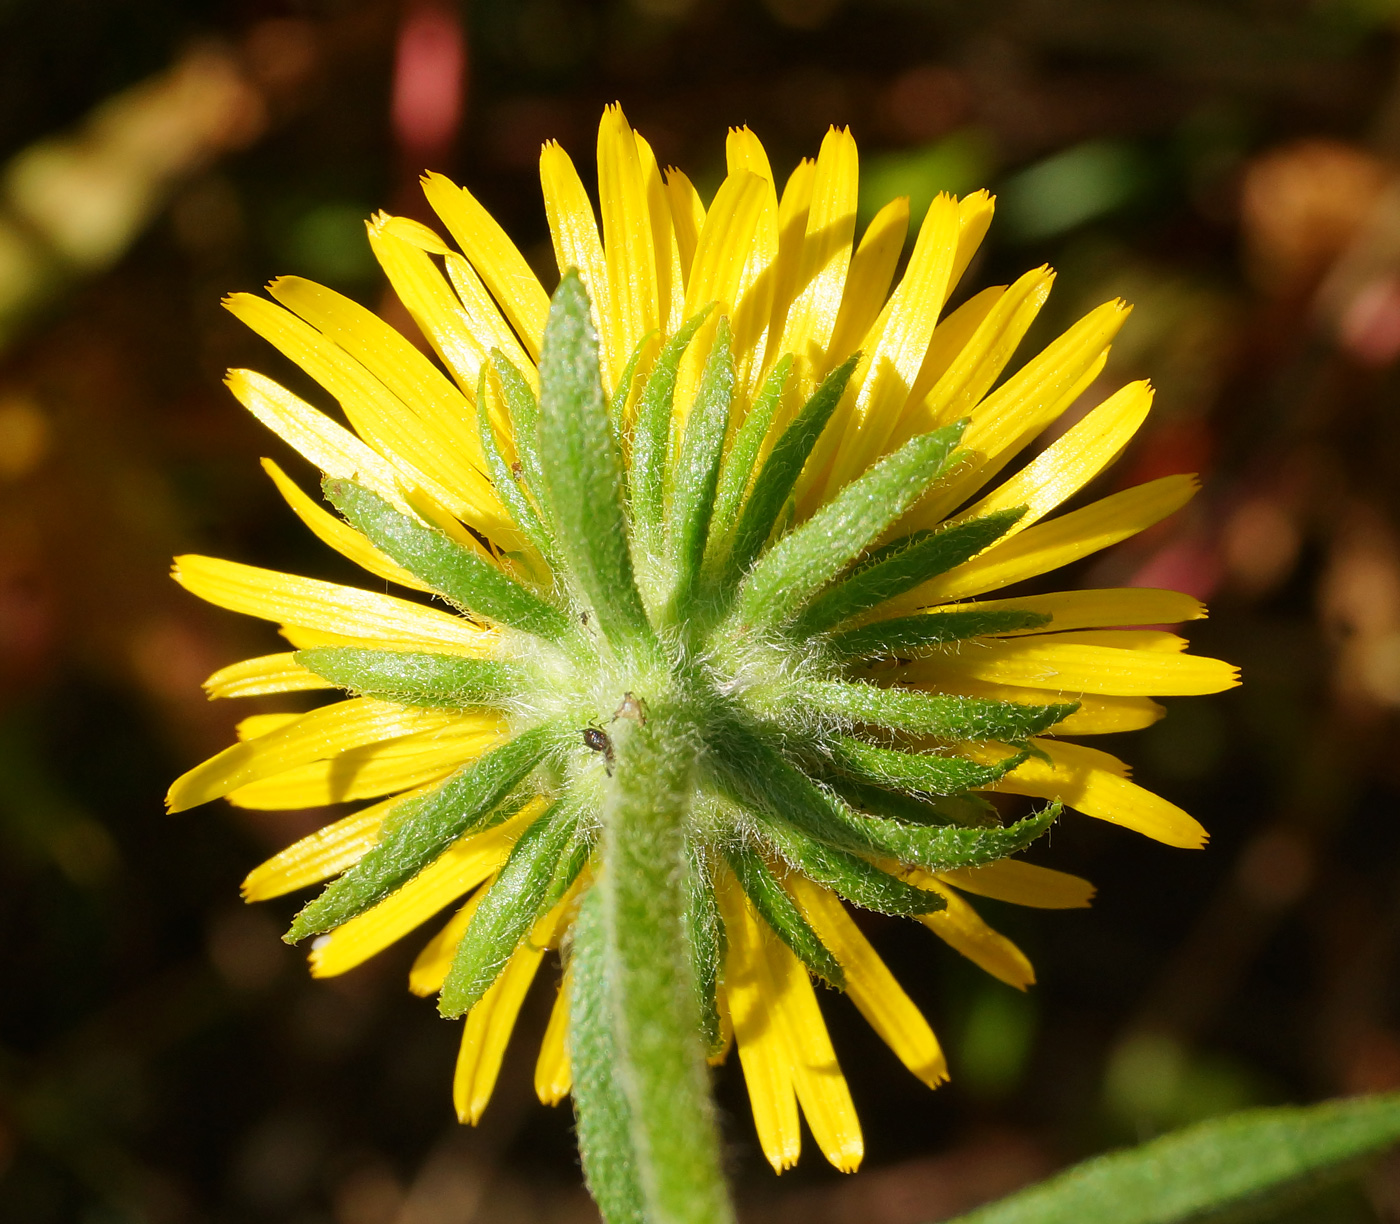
[901,283,1005,411]
[226,369,411,512]
[167,697,463,813]
[265,272,499,469]
[636,132,684,334]
[763,926,863,1173]
[439,248,537,385]
[681,169,769,325]
[535,973,573,1105]
[377,214,451,256]
[970,734,1125,778]
[1043,629,1189,651]
[720,131,781,390]
[261,458,432,593]
[823,195,909,374]
[955,380,1154,539]
[678,168,774,412]
[1054,697,1166,734]
[203,652,330,699]
[598,104,659,364]
[951,190,996,287]
[234,712,299,740]
[892,269,1057,456]
[540,140,616,384]
[225,718,504,810]
[908,299,1131,528]
[453,887,577,1124]
[893,474,1200,607]
[815,193,964,501]
[925,588,1207,635]
[366,222,537,488]
[420,170,550,360]
[726,125,776,185]
[365,216,484,386]
[360,231,532,549]
[788,874,947,1089]
[225,290,508,540]
[905,871,1035,989]
[775,126,858,382]
[937,860,1095,909]
[241,791,417,901]
[277,624,435,654]
[987,739,1209,848]
[904,632,1239,698]
[410,883,491,997]
[454,938,547,1123]
[763,157,816,377]
[373,214,530,388]
[309,808,534,978]
[663,166,706,284]
[715,870,801,1172]
[672,170,774,433]
[172,555,496,656]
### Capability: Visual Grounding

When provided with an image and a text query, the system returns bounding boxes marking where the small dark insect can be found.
[866,654,911,672]
[510,461,524,478]
[582,722,615,774]
[612,691,648,725]
[580,611,590,626]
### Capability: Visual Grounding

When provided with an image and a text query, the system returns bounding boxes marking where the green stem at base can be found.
[598,697,735,1224]
[570,888,646,1224]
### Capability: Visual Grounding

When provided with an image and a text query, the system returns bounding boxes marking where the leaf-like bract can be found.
[724,842,844,986]
[708,356,791,575]
[804,679,1077,742]
[735,420,966,630]
[285,723,558,940]
[628,306,713,547]
[438,798,579,1016]
[791,508,1026,635]
[537,272,655,655]
[828,608,1051,659]
[725,354,860,582]
[325,479,571,641]
[667,318,734,609]
[295,647,523,708]
[831,736,1028,796]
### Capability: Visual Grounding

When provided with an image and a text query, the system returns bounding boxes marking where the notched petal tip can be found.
[220,290,259,314]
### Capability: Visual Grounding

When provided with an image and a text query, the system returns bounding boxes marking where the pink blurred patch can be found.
[1338,275,1400,366]
[392,3,466,161]
[1127,531,1223,601]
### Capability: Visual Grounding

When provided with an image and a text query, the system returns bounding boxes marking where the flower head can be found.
[169,105,1238,1180]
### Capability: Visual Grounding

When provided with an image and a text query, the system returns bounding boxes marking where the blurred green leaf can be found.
[949,1093,1400,1224]
[999,140,1150,241]
[957,983,1036,1100]
[285,201,378,285]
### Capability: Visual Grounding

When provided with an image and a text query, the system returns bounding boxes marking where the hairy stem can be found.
[571,889,646,1224]
[601,698,735,1224]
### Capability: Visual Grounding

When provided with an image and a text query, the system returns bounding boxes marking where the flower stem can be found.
[571,888,646,1224]
[600,697,735,1224]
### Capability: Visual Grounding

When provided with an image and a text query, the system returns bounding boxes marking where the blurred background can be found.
[4,0,1400,1220]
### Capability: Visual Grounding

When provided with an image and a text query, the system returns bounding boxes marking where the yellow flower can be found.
[169,104,1237,1176]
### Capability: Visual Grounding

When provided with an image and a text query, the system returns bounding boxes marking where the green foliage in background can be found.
[952,1093,1400,1224]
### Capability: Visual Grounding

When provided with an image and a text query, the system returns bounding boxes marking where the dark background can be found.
[4,1,1400,1220]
